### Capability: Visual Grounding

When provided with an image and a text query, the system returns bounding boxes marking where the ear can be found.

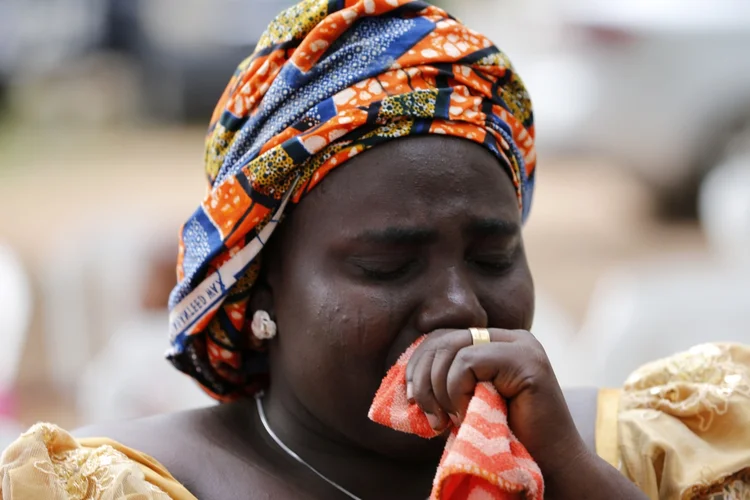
[249,223,286,323]
[253,230,284,318]
[246,279,277,345]
[249,279,275,319]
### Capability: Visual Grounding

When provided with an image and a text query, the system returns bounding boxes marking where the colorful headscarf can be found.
[167,0,536,400]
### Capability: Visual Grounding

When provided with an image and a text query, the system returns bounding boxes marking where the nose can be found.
[416,267,488,333]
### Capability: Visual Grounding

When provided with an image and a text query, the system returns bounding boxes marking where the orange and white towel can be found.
[369,338,544,500]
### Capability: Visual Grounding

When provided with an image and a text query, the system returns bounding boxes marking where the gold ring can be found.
[469,328,491,346]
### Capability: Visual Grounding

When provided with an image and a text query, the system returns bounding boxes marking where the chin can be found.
[355,420,448,462]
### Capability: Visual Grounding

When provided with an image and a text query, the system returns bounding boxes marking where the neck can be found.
[252,388,436,499]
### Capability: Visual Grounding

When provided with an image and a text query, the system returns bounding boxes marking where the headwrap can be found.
[167,0,536,400]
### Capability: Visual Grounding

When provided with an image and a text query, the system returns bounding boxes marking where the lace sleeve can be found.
[618,343,750,499]
[0,423,182,500]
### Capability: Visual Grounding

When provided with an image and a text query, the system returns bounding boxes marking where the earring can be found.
[251,310,277,340]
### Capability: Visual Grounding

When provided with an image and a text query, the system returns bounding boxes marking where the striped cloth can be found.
[369,337,544,499]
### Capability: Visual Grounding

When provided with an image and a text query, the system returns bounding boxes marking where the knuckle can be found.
[433,345,455,362]
[454,347,476,367]
[529,344,552,372]
[515,333,550,368]
[517,353,554,392]
[412,383,435,407]
[516,328,542,347]
[517,371,540,394]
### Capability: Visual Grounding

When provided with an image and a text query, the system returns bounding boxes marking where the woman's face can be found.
[264,135,534,459]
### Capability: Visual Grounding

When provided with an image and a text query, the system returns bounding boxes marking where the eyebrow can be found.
[351,218,519,245]
[464,218,520,238]
[352,226,439,245]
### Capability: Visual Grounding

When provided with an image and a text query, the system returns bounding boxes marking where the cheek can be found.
[483,264,535,331]
[272,268,414,427]
[274,267,406,381]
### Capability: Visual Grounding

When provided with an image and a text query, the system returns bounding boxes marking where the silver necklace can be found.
[255,393,362,500]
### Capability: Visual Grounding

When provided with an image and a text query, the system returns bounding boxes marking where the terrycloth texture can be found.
[166,0,536,400]
[369,337,544,500]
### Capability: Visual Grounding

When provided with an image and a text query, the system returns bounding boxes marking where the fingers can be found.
[407,329,550,429]
[406,329,474,430]
[445,343,526,423]
[431,346,459,421]
[408,348,448,431]
[405,343,425,403]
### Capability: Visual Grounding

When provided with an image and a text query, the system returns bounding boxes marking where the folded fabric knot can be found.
[369,337,544,500]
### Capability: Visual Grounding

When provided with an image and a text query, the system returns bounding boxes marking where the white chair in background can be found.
[0,243,32,448]
[42,219,164,392]
[699,155,750,268]
[38,216,214,422]
[76,312,214,426]
[578,152,750,387]
[579,259,750,387]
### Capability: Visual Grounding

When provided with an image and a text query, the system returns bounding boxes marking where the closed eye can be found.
[350,258,418,282]
[467,244,519,275]
[469,257,514,274]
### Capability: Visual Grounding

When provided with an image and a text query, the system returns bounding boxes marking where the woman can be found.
[2,1,749,498]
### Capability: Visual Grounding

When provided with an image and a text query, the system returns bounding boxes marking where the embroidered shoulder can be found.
[622,343,750,432]
[1,423,172,500]
[618,343,750,499]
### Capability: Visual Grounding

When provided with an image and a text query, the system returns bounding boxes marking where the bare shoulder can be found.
[72,389,600,497]
[75,406,210,453]
[74,405,312,499]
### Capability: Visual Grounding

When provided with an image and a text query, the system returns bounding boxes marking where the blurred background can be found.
[1,0,749,446]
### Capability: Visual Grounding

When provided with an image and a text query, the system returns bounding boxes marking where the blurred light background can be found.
[1,0,749,445]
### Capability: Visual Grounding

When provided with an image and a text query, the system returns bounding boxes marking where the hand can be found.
[405,329,580,471]
[405,329,647,499]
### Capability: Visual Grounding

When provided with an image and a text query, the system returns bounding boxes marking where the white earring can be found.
[251,310,277,340]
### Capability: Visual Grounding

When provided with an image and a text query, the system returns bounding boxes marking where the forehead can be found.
[291,136,520,235]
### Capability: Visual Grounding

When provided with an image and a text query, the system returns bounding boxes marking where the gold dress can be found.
[2,343,749,500]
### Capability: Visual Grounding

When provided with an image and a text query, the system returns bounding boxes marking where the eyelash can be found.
[469,257,514,275]
[358,261,416,282]
[355,253,515,283]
